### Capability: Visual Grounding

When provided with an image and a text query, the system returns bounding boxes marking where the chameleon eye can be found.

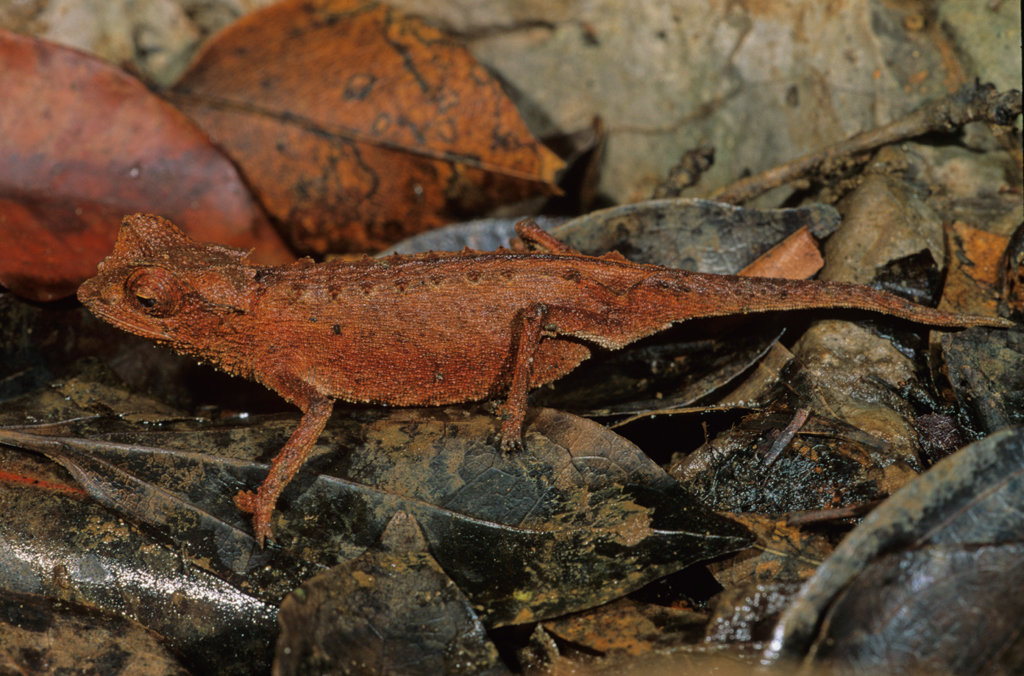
[125,268,183,318]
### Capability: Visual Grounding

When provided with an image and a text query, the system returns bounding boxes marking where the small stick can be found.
[761,408,811,467]
[710,81,1022,205]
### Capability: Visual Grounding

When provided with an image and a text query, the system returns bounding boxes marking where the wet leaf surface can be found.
[531,324,784,418]
[170,0,562,254]
[0,382,752,630]
[0,30,292,303]
[941,327,1024,434]
[671,410,901,515]
[0,589,190,676]
[0,446,280,676]
[703,580,803,644]
[812,542,1024,675]
[275,511,508,676]
[766,426,1024,672]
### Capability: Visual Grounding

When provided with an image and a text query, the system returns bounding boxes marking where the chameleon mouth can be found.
[87,303,174,342]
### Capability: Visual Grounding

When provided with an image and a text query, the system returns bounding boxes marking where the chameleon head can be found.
[78,263,188,342]
[77,214,257,353]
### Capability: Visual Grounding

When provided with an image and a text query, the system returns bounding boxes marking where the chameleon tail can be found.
[641,269,1015,330]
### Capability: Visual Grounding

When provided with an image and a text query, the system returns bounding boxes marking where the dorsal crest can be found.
[102,214,250,270]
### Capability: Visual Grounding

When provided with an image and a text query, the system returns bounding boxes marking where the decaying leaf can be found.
[671,410,905,514]
[766,426,1024,673]
[530,325,783,418]
[0,393,752,628]
[706,513,832,588]
[0,589,190,676]
[0,29,292,303]
[703,580,803,644]
[275,511,508,676]
[541,597,707,657]
[0,445,280,676]
[939,220,1010,317]
[170,0,563,254]
[1000,222,1024,320]
[940,327,1024,433]
[811,543,1024,675]
[736,226,824,280]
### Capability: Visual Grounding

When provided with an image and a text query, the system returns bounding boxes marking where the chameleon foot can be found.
[233,489,274,547]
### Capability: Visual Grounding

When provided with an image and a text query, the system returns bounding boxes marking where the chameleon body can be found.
[78,214,1012,545]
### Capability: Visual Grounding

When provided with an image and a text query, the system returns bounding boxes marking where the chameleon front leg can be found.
[234,391,334,546]
[515,218,580,255]
[515,218,628,261]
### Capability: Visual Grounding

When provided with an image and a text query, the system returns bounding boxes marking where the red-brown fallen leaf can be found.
[738,227,824,280]
[939,220,1009,317]
[169,0,564,255]
[0,30,293,302]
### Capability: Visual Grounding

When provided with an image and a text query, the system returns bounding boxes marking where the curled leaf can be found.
[766,427,1024,672]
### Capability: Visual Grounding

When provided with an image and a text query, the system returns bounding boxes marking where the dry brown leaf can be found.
[170,0,564,254]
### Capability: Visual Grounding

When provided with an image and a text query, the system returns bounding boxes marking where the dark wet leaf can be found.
[766,426,1024,673]
[0,402,751,628]
[912,412,966,466]
[703,580,803,644]
[870,250,944,308]
[530,325,783,418]
[0,446,279,676]
[547,199,840,272]
[940,327,1024,433]
[671,410,901,514]
[0,589,190,676]
[811,543,1024,675]
[275,512,508,676]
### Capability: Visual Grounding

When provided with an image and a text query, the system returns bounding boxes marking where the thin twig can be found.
[785,500,883,526]
[710,81,1022,205]
[761,407,810,467]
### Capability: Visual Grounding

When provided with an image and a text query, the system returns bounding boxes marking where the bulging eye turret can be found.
[125,268,183,318]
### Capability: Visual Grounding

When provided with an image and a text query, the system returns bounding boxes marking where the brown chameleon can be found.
[77,214,1013,545]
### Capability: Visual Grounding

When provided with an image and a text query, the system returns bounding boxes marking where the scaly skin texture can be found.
[78,214,1014,545]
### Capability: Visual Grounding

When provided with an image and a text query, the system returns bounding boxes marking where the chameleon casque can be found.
[78,214,1013,545]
